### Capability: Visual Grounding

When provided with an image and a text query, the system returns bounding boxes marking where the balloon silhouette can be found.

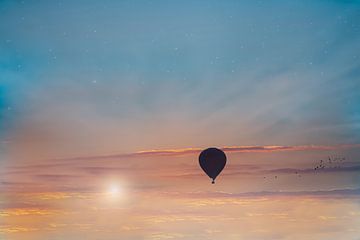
[199,148,227,184]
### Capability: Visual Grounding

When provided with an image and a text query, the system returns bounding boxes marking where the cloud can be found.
[221,164,360,177]
[0,208,59,217]
[263,165,360,174]
[34,174,83,181]
[158,164,360,180]
[0,226,38,233]
[176,188,360,199]
[148,232,185,240]
[55,144,360,161]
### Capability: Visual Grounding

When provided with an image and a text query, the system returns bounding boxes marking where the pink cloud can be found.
[56,144,360,161]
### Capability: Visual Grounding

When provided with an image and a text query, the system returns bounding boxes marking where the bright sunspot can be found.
[107,184,121,197]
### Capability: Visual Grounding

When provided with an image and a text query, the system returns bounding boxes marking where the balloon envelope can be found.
[199,148,227,184]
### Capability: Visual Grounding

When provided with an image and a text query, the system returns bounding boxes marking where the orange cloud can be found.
[57,144,360,161]
[0,208,59,217]
[0,226,38,233]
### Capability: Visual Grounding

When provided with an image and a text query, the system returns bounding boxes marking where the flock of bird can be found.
[264,156,347,180]
[314,156,346,171]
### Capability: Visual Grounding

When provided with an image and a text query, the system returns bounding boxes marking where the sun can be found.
[107,184,121,197]
[103,180,127,202]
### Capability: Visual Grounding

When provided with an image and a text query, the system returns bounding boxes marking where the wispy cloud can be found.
[263,165,360,174]
[0,226,38,233]
[166,188,360,199]
[55,144,360,161]
[222,164,360,176]
[159,164,360,179]
[0,208,59,217]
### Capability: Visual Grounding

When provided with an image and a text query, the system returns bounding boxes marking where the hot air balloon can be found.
[199,147,227,184]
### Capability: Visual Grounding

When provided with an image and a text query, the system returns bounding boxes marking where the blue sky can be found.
[1,0,359,150]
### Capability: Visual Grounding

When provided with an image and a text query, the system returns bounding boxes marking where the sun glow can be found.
[107,184,121,197]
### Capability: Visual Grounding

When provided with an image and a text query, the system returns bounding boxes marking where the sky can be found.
[0,0,360,239]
